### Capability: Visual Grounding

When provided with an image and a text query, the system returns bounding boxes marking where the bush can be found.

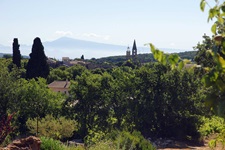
[85,129,106,146]
[111,130,156,150]
[87,130,156,150]
[199,116,225,149]
[26,115,77,140]
[199,116,225,137]
[88,140,116,150]
[40,137,65,150]
[40,137,84,150]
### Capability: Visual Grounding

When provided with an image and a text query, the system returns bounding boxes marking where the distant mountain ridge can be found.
[0,37,192,59]
[0,53,29,58]
[44,37,126,50]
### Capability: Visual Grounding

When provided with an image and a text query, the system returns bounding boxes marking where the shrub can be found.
[87,130,156,150]
[40,137,84,150]
[199,116,225,149]
[85,129,106,146]
[26,115,77,140]
[111,130,156,150]
[40,136,65,150]
[88,140,116,150]
[199,116,225,137]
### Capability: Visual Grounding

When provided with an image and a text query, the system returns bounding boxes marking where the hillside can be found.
[94,51,197,64]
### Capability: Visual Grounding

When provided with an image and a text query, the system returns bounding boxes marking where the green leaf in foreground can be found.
[200,0,206,12]
[211,23,217,34]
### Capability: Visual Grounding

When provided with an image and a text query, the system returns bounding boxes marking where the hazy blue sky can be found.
[0,0,214,53]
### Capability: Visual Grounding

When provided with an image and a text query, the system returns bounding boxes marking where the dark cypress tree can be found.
[81,55,84,60]
[26,37,50,79]
[12,38,21,67]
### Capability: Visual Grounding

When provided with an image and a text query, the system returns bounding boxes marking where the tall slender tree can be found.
[81,55,84,60]
[12,38,21,67]
[26,37,49,79]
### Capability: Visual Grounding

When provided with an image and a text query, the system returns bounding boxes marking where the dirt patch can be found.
[158,135,224,150]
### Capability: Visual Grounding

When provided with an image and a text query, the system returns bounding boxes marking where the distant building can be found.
[47,57,58,67]
[132,40,137,59]
[126,46,131,60]
[126,40,139,64]
[70,60,87,66]
[48,80,70,95]
[126,40,138,61]
[62,57,70,62]
[184,64,201,69]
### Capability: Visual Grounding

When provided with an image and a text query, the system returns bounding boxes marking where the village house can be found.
[48,79,70,95]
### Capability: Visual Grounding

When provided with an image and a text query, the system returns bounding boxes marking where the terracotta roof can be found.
[48,81,70,88]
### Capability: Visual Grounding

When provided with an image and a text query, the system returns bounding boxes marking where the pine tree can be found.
[12,38,21,67]
[26,37,49,79]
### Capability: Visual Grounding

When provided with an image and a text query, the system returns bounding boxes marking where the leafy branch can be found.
[145,43,190,70]
[148,0,225,116]
[198,0,225,115]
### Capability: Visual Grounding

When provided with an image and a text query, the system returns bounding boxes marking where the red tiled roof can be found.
[48,81,70,88]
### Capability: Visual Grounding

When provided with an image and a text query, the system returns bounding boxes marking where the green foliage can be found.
[85,129,106,146]
[0,59,65,136]
[88,130,156,150]
[69,70,114,137]
[111,130,155,150]
[199,116,225,137]
[41,137,65,150]
[135,64,206,138]
[199,0,225,117]
[16,78,63,117]
[200,0,206,12]
[66,65,86,80]
[47,66,71,83]
[67,62,206,140]
[88,140,117,150]
[27,115,77,140]
[47,64,86,83]
[206,129,225,149]
[147,43,190,70]
[40,136,84,150]
[0,60,21,116]
[13,78,64,134]
[201,50,225,116]
[0,33,212,145]
[109,67,137,131]
[194,34,215,67]
[122,60,135,69]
